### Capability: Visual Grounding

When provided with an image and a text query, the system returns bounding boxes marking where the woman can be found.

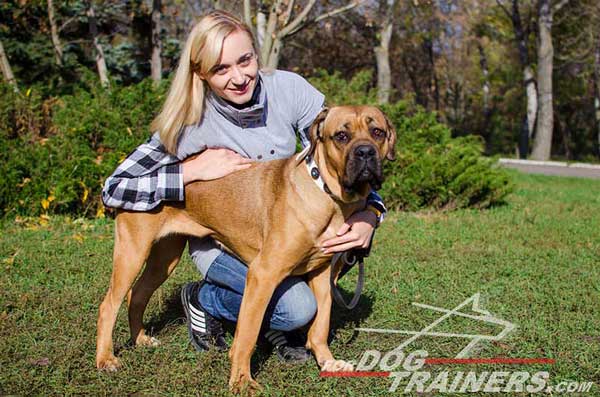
[102,11,386,364]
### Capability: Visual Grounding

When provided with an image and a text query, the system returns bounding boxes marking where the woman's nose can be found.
[230,66,245,84]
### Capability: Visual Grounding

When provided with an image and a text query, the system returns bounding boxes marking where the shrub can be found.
[0,70,511,219]
[311,70,513,210]
[0,79,168,218]
[380,103,513,210]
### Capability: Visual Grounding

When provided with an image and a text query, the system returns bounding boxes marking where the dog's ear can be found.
[383,112,397,161]
[308,107,329,150]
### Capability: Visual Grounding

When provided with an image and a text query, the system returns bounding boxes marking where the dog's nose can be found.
[354,145,376,159]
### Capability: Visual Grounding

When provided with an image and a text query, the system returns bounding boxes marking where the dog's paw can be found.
[97,355,122,372]
[136,334,161,347]
[229,373,262,395]
[320,359,354,372]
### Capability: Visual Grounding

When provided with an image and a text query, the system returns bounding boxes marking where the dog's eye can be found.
[371,128,386,139]
[333,131,350,143]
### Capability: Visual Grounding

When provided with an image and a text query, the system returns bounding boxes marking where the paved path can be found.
[499,159,600,180]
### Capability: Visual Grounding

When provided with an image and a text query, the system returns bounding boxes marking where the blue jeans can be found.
[198,252,318,332]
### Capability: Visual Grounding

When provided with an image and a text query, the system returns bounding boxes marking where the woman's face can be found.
[205,30,258,105]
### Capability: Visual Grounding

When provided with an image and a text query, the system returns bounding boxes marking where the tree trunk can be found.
[151,0,162,83]
[557,114,571,160]
[594,34,600,159]
[425,38,440,111]
[87,2,109,87]
[0,39,18,91]
[478,43,490,112]
[375,0,395,104]
[524,66,537,139]
[503,0,537,158]
[403,56,426,108]
[478,43,493,153]
[266,37,282,70]
[531,0,553,160]
[259,0,281,67]
[47,0,63,67]
[256,3,267,49]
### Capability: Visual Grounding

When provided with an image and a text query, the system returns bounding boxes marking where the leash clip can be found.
[329,234,374,310]
[330,251,365,310]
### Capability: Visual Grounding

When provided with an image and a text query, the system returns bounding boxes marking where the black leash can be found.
[329,238,372,310]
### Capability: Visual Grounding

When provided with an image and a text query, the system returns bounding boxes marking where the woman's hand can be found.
[320,210,377,254]
[182,148,254,184]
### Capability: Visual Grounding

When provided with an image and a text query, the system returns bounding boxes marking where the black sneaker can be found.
[181,281,228,352]
[263,329,311,364]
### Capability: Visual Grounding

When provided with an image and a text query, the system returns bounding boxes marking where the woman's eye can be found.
[240,58,251,66]
[372,128,386,139]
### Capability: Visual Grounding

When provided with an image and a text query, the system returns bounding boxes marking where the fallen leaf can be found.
[492,341,512,350]
[2,250,18,266]
[29,357,50,366]
[17,178,31,188]
[582,336,600,343]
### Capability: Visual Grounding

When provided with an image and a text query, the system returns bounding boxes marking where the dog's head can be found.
[308,106,397,202]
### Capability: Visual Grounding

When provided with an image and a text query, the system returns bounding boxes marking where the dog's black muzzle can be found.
[343,144,384,191]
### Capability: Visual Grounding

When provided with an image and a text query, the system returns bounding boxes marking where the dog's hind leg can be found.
[96,213,157,371]
[127,234,186,347]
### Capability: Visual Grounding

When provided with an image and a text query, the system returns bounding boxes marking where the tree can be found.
[47,0,63,67]
[151,0,162,83]
[531,0,570,160]
[243,0,361,69]
[374,0,395,104]
[595,31,600,158]
[87,1,109,87]
[0,39,18,91]
[496,0,537,158]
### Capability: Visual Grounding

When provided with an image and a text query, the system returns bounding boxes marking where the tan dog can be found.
[96,105,397,392]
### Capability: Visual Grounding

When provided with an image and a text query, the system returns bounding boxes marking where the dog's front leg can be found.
[228,261,288,394]
[306,264,354,372]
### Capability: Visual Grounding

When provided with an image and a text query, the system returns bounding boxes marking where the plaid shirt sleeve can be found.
[101,135,184,211]
[299,126,387,224]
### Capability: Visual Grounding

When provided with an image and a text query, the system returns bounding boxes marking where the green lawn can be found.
[1,171,599,396]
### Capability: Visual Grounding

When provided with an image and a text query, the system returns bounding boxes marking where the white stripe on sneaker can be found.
[191,324,206,332]
[189,305,206,319]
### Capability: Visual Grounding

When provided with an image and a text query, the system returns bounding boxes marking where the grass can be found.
[1,171,599,396]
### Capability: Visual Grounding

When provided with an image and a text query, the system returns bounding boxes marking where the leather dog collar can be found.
[305,154,333,195]
[295,145,333,196]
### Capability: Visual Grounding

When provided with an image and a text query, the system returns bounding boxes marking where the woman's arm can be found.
[102,136,254,211]
[102,137,184,211]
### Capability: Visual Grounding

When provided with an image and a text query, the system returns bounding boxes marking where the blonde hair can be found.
[150,11,256,154]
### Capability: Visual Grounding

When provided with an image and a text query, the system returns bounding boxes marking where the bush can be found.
[0,70,511,219]
[311,70,513,210]
[0,78,168,218]
[379,103,513,210]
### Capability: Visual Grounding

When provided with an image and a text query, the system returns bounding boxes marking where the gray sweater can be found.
[180,70,326,276]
